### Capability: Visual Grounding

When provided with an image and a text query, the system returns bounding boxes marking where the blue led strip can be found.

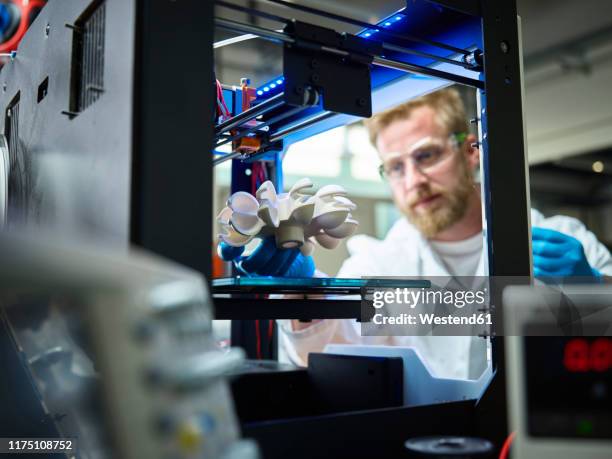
[256,77,285,98]
[361,13,404,38]
[253,13,406,100]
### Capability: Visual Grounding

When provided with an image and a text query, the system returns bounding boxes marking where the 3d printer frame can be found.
[211,0,531,452]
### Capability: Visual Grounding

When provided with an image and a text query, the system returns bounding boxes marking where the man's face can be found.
[376,106,477,238]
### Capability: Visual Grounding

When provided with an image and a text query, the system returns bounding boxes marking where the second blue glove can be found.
[532,227,601,282]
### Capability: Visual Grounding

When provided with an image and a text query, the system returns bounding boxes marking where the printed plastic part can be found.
[217,179,358,254]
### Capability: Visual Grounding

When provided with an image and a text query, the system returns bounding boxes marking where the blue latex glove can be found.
[532,227,602,282]
[218,236,315,277]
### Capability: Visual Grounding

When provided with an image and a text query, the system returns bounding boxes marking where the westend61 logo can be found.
[372,287,488,309]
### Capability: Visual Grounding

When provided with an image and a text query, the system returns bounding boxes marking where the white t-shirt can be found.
[279,209,612,378]
[429,232,483,277]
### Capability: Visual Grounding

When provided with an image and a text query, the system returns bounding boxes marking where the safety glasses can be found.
[378,132,467,181]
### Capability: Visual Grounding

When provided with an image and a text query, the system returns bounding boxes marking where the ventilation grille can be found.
[70,0,106,114]
[5,92,20,163]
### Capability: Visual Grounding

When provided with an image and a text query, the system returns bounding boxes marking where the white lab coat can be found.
[279,209,612,379]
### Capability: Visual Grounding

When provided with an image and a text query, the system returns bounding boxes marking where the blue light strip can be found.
[359,11,405,39]
[255,76,285,99]
[253,11,407,99]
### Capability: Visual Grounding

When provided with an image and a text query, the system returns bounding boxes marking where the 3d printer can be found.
[0,0,531,458]
[208,1,531,457]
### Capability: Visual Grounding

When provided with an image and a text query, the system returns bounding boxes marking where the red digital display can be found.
[563,338,612,372]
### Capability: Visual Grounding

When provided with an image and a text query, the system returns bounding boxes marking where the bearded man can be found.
[221,88,612,379]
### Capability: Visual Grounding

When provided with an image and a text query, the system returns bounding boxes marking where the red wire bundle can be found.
[215,79,230,121]
[499,431,516,459]
[251,163,274,360]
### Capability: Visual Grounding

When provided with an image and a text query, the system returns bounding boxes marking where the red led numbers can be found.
[564,339,589,372]
[563,338,612,372]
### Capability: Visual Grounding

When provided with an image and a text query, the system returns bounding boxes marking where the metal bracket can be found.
[283,20,380,117]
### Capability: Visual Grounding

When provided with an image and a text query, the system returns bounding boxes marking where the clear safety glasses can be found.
[378,132,467,182]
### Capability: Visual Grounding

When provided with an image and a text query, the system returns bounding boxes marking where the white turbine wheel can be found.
[256,180,277,202]
[220,225,252,247]
[324,218,358,238]
[217,206,233,225]
[217,179,359,256]
[332,195,357,210]
[258,204,280,228]
[230,211,263,236]
[289,201,315,226]
[314,232,342,249]
[288,177,314,197]
[228,191,259,214]
[315,184,347,199]
[312,209,349,230]
[300,240,315,256]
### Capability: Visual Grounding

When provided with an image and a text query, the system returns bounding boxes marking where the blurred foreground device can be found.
[504,285,612,459]
[0,0,213,277]
[0,231,257,459]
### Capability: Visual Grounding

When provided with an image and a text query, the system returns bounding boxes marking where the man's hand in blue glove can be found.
[532,227,602,282]
[217,236,315,277]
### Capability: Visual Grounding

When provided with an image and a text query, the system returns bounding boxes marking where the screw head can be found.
[500,41,509,54]
[310,73,320,83]
[356,97,366,107]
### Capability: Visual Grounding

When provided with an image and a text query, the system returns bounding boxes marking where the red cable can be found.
[215,80,222,118]
[251,162,258,194]
[268,320,274,341]
[499,431,516,459]
[255,319,262,360]
[251,164,269,361]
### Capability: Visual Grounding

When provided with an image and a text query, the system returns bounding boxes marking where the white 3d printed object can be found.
[217,178,358,255]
